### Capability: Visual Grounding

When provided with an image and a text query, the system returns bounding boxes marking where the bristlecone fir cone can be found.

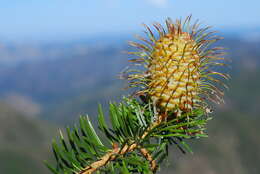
[149,32,200,112]
[126,16,229,116]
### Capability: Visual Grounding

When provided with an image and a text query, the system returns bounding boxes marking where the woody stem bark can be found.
[78,117,164,174]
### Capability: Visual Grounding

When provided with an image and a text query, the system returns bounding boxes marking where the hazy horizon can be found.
[0,0,260,42]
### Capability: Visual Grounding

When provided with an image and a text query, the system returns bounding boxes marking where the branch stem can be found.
[79,115,164,174]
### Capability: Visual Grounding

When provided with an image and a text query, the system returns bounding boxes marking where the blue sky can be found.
[0,0,259,41]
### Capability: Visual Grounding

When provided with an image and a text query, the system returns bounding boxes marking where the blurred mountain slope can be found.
[0,102,55,174]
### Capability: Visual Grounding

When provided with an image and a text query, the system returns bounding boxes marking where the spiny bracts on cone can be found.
[125,16,230,117]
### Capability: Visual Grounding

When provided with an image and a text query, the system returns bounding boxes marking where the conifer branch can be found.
[79,142,158,174]
[45,16,229,174]
[79,143,137,174]
[79,118,163,174]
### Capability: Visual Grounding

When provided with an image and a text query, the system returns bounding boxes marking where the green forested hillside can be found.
[0,102,56,174]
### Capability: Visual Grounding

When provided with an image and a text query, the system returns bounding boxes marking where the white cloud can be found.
[146,0,168,7]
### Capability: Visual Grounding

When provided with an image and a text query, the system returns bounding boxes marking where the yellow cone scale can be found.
[149,32,200,111]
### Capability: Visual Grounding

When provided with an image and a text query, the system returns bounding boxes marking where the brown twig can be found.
[139,147,157,172]
[79,143,155,174]
[78,115,165,174]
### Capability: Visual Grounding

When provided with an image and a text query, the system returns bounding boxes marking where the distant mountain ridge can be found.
[0,35,259,123]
